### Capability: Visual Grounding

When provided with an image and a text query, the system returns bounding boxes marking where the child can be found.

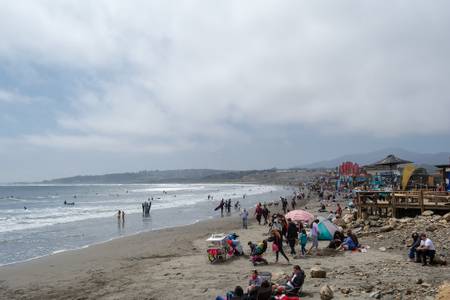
[299,229,308,256]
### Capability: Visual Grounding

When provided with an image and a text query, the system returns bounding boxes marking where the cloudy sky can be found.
[1,1,450,182]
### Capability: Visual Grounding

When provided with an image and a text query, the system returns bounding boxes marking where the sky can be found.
[1,1,450,182]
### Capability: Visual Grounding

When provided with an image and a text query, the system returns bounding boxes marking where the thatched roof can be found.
[371,154,412,166]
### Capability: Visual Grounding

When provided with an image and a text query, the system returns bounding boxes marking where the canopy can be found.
[285,209,314,224]
[317,219,339,240]
[371,154,412,167]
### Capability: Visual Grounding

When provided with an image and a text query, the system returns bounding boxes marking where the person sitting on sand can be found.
[247,270,263,293]
[272,265,305,296]
[416,233,436,266]
[407,232,421,262]
[327,229,345,249]
[318,203,327,212]
[216,286,247,300]
[338,229,360,251]
[285,265,305,293]
[256,280,272,300]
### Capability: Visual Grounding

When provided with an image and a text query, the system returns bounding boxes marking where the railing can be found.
[355,190,450,218]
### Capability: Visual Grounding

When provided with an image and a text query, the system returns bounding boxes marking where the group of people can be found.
[407,232,436,266]
[216,265,305,300]
[216,199,235,217]
[141,198,152,216]
[254,203,270,225]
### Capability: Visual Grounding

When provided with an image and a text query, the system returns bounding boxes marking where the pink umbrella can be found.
[285,209,314,224]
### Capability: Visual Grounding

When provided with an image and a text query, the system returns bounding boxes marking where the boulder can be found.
[426,225,437,232]
[320,284,334,300]
[443,212,450,222]
[310,266,327,278]
[379,225,394,233]
[422,210,434,216]
[343,214,354,224]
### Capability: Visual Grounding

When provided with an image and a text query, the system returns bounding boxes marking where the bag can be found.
[272,243,279,252]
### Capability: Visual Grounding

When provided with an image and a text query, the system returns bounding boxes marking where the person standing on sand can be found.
[255,203,263,225]
[336,203,342,218]
[262,204,270,225]
[121,211,125,224]
[268,229,290,263]
[117,210,121,220]
[291,196,296,210]
[286,218,298,256]
[241,209,249,229]
[307,219,320,255]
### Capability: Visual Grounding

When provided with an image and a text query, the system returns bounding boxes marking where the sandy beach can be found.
[1,194,449,300]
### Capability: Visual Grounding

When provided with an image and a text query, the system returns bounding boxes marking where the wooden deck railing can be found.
[355,190,450,218]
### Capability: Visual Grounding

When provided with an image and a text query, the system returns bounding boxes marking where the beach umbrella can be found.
[317,218,339,240]
[285,209,314,224]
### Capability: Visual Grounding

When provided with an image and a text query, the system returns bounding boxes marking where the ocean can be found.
[0,183,291,266]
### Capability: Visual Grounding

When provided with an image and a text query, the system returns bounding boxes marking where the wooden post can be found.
[391,192,397,218]
[357,193,362,219]
[419,190,424,213]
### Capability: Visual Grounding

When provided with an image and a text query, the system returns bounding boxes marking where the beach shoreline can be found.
[1,191,449,300]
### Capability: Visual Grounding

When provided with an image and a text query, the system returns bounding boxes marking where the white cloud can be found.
[1,1,450,152]
[0,89,31,103]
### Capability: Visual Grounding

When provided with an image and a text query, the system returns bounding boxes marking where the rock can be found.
[343,214,354,224]
[433,215,442,221]
[340,288,352,294]
[422,282,432,288]
[399,217,412,223]
[442,212,450,222]
[436,282,450,300]
[311,266,327,278]
[370,291,382,299]
[379,247,386,252]
[379,225,394,232]
[426,225,437,232]
[433,255,447,266]
[422,210,434,216]
[361,284,374,293]
[416,278,423,284]
[320,284,334,300]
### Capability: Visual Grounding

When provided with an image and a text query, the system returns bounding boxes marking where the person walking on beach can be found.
[291,196,296,210]
[307,219,320,255]
[241,208,249,229]
[268,229,290,263]
[262,204,270,225]
[214,199,225,217]
[255,203,263,225]
[299,229,308,256]
[117,210,121,220]
[121,211,125,224]
[286,218,298,256]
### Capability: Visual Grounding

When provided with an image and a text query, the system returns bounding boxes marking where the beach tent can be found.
[285,209,314,224]
[317,218,339,240]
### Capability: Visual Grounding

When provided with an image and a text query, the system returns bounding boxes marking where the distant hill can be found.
[301,148,450,169]
[42,169,267,184]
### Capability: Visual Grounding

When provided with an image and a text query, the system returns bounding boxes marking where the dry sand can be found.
[1,196,449,300]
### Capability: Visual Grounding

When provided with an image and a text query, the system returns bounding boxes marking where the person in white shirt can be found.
[416,233,436,266]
